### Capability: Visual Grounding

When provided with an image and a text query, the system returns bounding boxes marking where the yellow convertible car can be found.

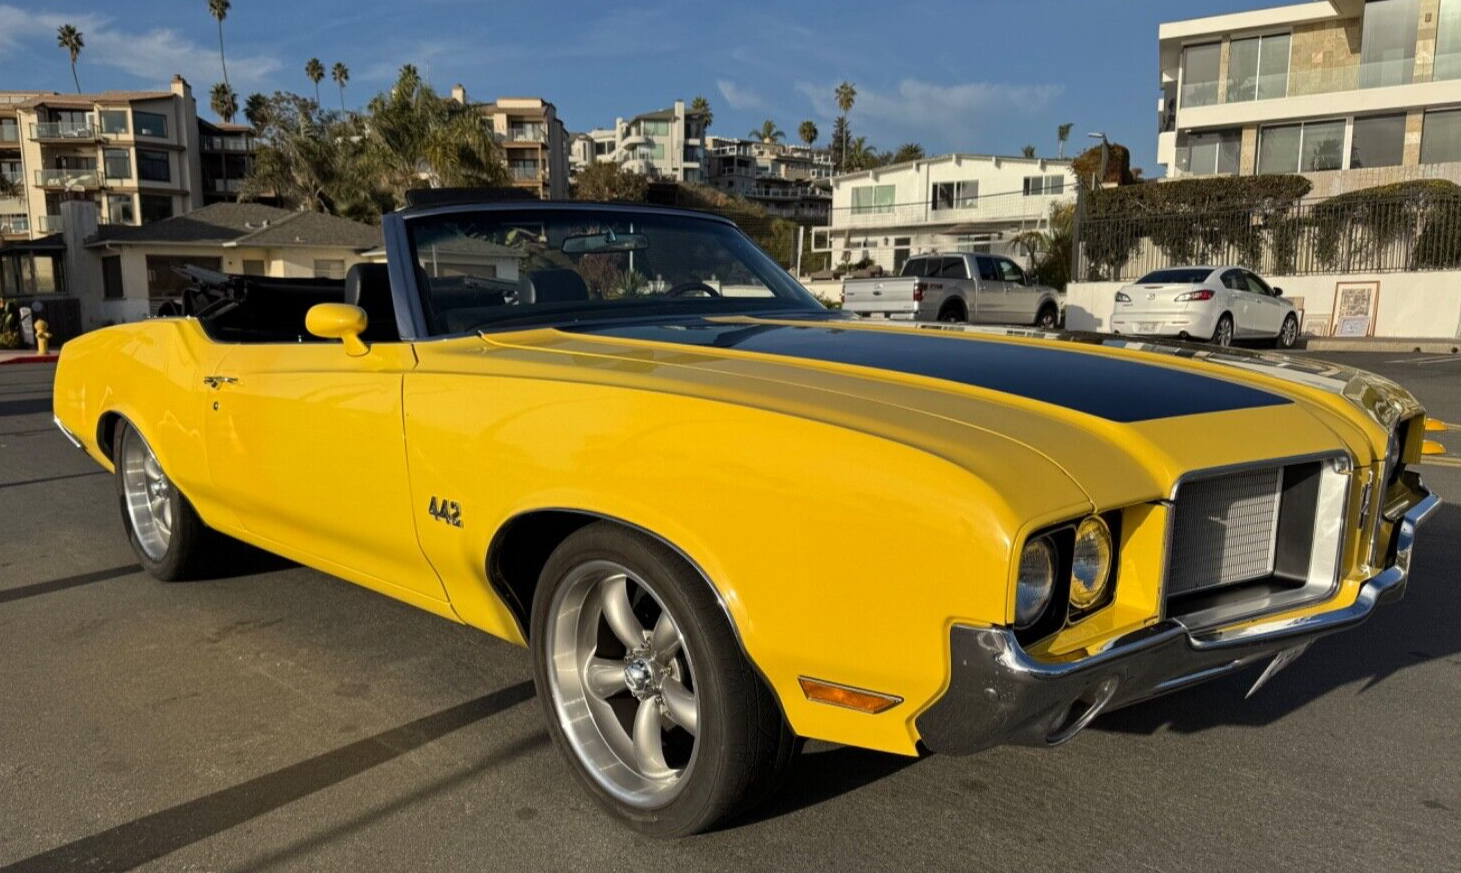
[53,198,1440,836]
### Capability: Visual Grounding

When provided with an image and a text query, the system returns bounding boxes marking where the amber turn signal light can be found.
[1422,440,1447,456]
[1424,419,1451,433]
[798,677,903,713]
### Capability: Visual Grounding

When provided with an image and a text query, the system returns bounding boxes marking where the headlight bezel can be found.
[1011,511,1123,645]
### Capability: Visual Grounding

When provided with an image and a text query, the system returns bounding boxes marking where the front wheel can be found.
[531,522,795,836]
[1275,314,1299,349]
[1035,304,1059,330]
[114,420,228,581]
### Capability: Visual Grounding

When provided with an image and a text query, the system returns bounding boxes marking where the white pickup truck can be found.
[841,253,1063,328]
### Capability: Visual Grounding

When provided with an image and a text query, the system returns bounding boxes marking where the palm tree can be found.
[57,25,84,93]
[798,120,818,148]
[1057,123,1074,158]
[844,136,877,171]
[750,120,784,143]
[890,142,924,164]
[305,58,325,105]
[210,82,238,124]
[244,92,269,130]
[835,81,856,172]
[690,95,712,129]
[332,62,350,111]
[208,0,231,89]
[1022,144,1037,159]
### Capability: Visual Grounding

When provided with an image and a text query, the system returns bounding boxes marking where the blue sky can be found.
[2,0,1267,174]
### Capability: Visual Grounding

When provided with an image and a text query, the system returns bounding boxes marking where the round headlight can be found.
[1015,538,1056,628]
[1070,516,1114,611]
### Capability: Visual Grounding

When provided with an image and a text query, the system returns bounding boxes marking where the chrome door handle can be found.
[203,375,238,389]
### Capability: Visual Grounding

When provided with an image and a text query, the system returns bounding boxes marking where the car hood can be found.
[473,315,1409,511]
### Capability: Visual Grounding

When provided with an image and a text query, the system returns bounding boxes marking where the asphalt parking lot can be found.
[2,352,1459,873]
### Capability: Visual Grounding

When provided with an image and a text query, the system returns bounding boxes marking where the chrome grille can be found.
[1168,467,1284,596]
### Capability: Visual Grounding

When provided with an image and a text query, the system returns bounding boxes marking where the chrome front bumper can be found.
[916,489,1441,756]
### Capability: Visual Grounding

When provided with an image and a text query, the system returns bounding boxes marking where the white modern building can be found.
[703,136,832,222]
[450,88,570,200]
[569,100,710,182]
[1159,0,1461,196]
[815,153,1077,275]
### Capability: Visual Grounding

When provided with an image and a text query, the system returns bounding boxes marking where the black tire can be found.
[530,522,795,837]
[113,419,228,581]
[1035,304,1059,330]
[1211,314,1235,347]
[1275,314,1299,349]
[938,302,966,323]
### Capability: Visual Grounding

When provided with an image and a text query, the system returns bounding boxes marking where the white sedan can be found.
[1110,266,1299,349]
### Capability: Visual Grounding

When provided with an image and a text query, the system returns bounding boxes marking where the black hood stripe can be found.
[566,321,1291,423]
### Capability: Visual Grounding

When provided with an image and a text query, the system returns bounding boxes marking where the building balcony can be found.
[508,166,543,181]
[208,177,244,193]
[35,168,101,189]
[202,136,253,152]
[37,214,63,234]
[1176,66,1461,130]
[30,121,99,141]
[506,130,546,143]
[830,190,1071,231]
[0,215,29,234]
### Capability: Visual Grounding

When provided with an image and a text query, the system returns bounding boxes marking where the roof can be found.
[0,233,65,253]
[830,152,1076,184]
[87,202,381,250]
[16,91,173,110]
[199,119,253,133]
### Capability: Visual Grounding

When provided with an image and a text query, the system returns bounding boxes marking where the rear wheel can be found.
[938,301,966,324]
[114,420,226,581]
[531,522,795,836]
[1211,314,1234,348]
[1275,314,1299,349]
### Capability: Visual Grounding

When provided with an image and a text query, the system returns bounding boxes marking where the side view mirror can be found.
[1272,287,1284,297]
[306,303,370,356]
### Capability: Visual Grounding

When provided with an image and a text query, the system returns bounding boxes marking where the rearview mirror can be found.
[306,303,369,356]
[562,231,649,254]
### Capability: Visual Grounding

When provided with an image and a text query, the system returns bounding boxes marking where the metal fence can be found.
[1075,193,1461,282]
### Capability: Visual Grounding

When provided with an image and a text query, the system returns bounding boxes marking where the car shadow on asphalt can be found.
[1094,503,1461,736]
[0,397,53,419]
[727,743,923,830]
[0,681,536,873]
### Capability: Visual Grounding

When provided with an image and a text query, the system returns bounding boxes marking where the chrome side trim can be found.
[53,416,84,451]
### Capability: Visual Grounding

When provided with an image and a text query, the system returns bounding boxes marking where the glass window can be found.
[1244,272,1274,295]
[931,180,978,210]
[102,255,123,299]
[1438,0,1461,81]
[1181,43,1222,107]
[1421,109,1461,164]
[0,118,16,142]
[137,149,170,182]
[1350,114,1407,168]
[1221,269,1248,290]
[313,259,346,280]
[996,258,1027,284]
[407,208,821,335]
[1138,268,1215,284]
[1178,129,1241,175]
[1259,121,1345,173]
[641,120,671,136]
[1227,34,1290,102]
[106,194,135,225]
[139,194,173,223]
[900,258,932,278]
[851,185,895,214]
[1258,124,1303,173]
[976,256,1001,282]
[33,256,59,294]
[134,111,168,138]
[1022,175,1065,196]
[1359,0,1421,88]
[1300,120,1346,171]
[103,148,131,180]
[938,257,968,279]
[242,259,267,276]
[98,110,129,135]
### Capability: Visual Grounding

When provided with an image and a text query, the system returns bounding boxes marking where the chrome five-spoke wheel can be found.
[119,426,175,561]
[546,559,700,807]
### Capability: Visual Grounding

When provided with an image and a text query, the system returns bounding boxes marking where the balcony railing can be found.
[37,214,64,233]
[209,177,243,193]
[35,168,100,188]
[831,188,1072,230]
[31,121,98,140]
[506,129,546,143]
[508,166,542,181]
[203,136,254,152]
[0,215,29,234]
[1181,58,1461,112]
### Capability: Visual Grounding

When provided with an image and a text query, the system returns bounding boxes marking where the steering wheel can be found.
[663,281,721,298]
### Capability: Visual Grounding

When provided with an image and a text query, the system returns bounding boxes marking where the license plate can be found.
[1139,322,1161,332]
[1246,642,1311,698]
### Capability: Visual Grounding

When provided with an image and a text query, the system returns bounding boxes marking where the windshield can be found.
[1136,268,1213,284]
[406,208,824,334]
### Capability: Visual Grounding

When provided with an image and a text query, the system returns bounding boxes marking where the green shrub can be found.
[0,297,22,350]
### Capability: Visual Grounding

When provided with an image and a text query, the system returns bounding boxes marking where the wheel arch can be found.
[937,296,967,320]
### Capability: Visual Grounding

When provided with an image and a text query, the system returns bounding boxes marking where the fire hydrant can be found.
[34,319,51,356]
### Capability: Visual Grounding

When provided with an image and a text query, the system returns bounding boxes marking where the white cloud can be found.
[0,5,280,91]
[797,77,1065,145]
[716,79,762,111]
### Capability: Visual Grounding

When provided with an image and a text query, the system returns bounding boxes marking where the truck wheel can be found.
[114,420,227,581]
[938,302,967,323]
[531,522,796,837]
[1035,304,1059,330]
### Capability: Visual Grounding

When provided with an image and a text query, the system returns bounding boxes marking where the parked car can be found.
[54,198,1440,837]
[1110,266,1299,348]
[842,252,1063,328]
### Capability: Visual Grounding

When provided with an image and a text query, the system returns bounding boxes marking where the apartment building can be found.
[568,100,711,182]
[703,136,833,221]
[1159,0,1461,196]
[0,77,208,242]
[198,119,257,204]
[816,154,1077,275]
[452,88,569,199]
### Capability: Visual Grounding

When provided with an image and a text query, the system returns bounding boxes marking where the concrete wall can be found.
[1067,271,1461,338]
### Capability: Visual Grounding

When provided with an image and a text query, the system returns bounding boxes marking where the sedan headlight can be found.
[1069,516,1114,611]
[1015,538,1056,628]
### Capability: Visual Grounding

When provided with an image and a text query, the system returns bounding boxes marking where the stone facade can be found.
[1288,18,1362,96]
[1301,160,1461,198]
[1415,0,1444,82]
